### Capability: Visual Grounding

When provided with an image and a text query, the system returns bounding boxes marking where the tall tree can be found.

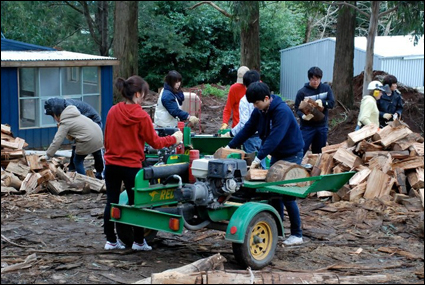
[113,1,138,101]
[189,1,261,71]
[332,2,356,109]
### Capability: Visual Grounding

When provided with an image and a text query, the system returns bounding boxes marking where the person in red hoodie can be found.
[103,75,182,251]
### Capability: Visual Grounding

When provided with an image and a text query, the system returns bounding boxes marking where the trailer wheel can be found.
[232,212,277,270]
[116,223,158,247]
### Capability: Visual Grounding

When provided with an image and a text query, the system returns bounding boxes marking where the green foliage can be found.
[202,84,230,98]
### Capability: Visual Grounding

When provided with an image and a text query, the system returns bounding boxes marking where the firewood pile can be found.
[1,124,105,196]
[303,120,424,205]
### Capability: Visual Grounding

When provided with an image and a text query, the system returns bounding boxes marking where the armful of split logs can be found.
[299,98,325,121]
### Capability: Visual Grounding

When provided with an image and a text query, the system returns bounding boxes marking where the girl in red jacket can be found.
[103,75,182,251]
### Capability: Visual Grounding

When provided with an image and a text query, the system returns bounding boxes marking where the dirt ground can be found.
[1,71,424,284]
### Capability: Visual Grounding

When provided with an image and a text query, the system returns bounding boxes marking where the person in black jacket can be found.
[227,81,305,246]
[294,67,335,155]
[377,75,404,128]
[44,98,104,178]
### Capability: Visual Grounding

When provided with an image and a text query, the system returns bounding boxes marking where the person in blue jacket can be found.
[154,70,199,128]
[294,66,335,155]
[226,81,305,246]
[377,75,404,128]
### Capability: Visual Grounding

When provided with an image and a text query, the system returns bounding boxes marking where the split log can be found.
[322,141,348,154]
[317,153,334,197]
[298,100,325,121]
[406,168,424,189]
[347,124,378,147]
[5,161,30,179]
[245,169,268,181]
[355,140,383,154]
[310,154,322,177]
[37,169,56,185]
[1,137,26,150]
[349,182,367,201]
[394,168,408,194]
[362,150,409,163]
[412,142,424,156]
[265,160,310,186]
[72,173,105,192]
[391,157,424,171]
[420,188,424,208]
[1,149,25,160]
[364,168,395,199]
[373,125,412,147]
[20,172,42,194]
[333,148,362,169]
[134,253,227,284]
[46,180,90,195]
[214,147,246,160]
[1,124,12,135]
[368,153,392,174]
[349,168,371,186]
[392,133,424,150]
[25,155,44,171]
[1,171,22,189]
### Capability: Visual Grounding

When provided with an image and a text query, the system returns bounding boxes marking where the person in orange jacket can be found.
[220,66,249,130]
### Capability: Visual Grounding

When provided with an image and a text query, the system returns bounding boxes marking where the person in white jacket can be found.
[40,104,104,179]
[356,80,385,130]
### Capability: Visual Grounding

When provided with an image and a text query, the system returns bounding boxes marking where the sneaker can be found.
[132,239,152,251]
[104,240,126,250]
[283,235,303,246]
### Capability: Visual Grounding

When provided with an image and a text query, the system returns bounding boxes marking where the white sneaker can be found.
[104,239,126,250]
[283,235,303,246]
[132,239,152,251]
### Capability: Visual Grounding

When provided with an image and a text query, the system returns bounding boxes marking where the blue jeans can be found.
[270,151,303,237]
[243,135,267,169]
[74,149,104,179]
[301,125,328,154]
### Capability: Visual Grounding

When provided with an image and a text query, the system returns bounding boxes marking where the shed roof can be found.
[1,50,119,67]
[1,38,56,51]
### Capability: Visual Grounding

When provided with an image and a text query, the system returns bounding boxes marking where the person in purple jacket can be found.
[226,81,305,246]
[294,67,335,155]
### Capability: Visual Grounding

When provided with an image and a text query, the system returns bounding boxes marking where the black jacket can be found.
[377,90,404,128]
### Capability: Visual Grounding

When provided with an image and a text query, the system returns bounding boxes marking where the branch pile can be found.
[1,124,105,196]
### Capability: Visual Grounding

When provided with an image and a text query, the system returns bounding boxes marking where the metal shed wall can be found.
[280,37,424,101]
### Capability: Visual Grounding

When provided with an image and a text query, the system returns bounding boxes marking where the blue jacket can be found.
[161,83,189,121]
[228,95,304,160]
[294,82,335,127]
[377,90,404,127]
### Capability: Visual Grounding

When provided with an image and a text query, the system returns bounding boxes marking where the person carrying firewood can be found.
[294,66,335,155]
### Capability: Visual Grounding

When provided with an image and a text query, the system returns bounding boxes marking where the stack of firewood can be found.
[302,120,424,205]
[1,123,105,196]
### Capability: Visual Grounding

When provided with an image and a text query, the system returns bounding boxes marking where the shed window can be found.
[18,67,101,129]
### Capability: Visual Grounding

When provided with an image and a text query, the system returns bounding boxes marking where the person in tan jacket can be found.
[40,104,104,179]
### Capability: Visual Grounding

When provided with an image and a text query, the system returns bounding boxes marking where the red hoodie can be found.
[104,102,176,168]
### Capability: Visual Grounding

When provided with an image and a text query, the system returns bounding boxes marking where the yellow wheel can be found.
[232,212,277,269]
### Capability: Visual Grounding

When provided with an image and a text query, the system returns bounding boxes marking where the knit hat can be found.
[236,66,249,84]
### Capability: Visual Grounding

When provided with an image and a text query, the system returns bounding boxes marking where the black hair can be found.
[115,75,149,101]
[164,70,183,93]
[383,75,398,86]
[243,70,261,88]
[246,81,270,104]
[308,66,323,79]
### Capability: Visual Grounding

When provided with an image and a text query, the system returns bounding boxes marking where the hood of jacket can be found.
[113,102,147,126]
[60,105,81,121]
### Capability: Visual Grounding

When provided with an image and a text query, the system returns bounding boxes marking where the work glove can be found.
[172,130,183,144]
[393,113,399,120]
[188,116,199,125]
[250,157,261,169]
[221,131,232,138]
[38,155,50,162]
[220,123,228,130]
[302,114,314,121]
[224,145,230,149]
[383,113,392,120]
[315,99,323,108]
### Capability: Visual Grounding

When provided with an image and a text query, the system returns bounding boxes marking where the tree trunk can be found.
[362,1,380,96]
[113,1,139,102]
[96,1,109,56]
[240,1,260,71]
[332,2,356,109]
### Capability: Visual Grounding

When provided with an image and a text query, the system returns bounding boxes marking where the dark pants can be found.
[73,148,104,179]
[103,165,145,244]
[270,151,303,237]
[301,125,328,154]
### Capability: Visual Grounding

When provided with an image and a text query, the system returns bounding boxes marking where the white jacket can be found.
[154,89,180,128]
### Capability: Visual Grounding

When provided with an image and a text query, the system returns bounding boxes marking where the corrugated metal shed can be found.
[280,35,424,101]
